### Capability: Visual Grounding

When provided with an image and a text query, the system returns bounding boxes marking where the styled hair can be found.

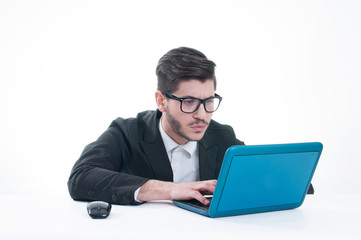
[156,47,216,93]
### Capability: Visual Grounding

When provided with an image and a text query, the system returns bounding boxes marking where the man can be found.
[67,47,244,206]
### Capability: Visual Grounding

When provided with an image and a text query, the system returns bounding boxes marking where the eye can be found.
[206,99,214,105]
[183,99,196,106]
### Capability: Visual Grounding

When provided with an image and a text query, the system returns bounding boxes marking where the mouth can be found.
[191,125,206,132]
[189,121,209,132]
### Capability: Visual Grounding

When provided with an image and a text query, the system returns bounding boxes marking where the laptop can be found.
[173,142,323,217]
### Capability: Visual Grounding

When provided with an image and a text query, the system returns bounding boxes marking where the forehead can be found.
[174,79,215,98]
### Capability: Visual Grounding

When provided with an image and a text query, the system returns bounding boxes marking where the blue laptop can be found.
[173,142,323,217]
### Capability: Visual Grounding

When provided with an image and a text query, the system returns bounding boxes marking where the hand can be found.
[137,179,217,205]
[169,180,217,205]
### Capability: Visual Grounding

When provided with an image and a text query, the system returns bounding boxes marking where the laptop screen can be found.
[216,151,319,212]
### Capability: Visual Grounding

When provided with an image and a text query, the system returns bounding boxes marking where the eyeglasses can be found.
[162,92,223,113]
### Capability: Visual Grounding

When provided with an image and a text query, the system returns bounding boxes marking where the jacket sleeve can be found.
[67,127,149,205]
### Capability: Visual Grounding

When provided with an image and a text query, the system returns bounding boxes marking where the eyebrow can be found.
[179,94,215,99]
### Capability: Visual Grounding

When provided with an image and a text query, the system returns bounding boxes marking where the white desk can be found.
[1,194,360,239]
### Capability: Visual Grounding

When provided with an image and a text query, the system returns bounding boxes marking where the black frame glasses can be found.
[162,92,223,113]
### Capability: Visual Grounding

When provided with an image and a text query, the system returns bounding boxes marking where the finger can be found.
[200,191,214,195]
[203,179,217,188]
[195,181,217,194]
[191,191,211,206]
[207,179,218,185]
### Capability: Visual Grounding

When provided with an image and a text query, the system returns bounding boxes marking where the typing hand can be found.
[137,179,217,205]
[170,180,217,205]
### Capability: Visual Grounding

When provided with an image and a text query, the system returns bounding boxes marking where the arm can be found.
[137,179,217,205]
[67,127,149,205]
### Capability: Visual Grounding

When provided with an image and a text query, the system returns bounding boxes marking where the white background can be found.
[1,0,360,197]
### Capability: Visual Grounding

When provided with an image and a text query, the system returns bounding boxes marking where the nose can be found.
[192,102,208,119]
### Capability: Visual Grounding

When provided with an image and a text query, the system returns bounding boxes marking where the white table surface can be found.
[1,193,360,239]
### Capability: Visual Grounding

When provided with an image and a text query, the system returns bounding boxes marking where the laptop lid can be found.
[173,142,323,218]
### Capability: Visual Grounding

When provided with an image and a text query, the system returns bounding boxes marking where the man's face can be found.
[160,79,215,145]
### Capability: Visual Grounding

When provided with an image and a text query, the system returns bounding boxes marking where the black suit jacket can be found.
[68,110,244,205]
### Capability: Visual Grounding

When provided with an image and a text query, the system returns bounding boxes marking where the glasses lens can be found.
[181,98,201,113]
[204,97,221,112]
[180,97,221,113]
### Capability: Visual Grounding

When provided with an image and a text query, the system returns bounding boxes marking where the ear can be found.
[155,90,167,112]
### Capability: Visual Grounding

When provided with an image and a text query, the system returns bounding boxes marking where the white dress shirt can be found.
[158,120,200,183]
[134,119,200,201]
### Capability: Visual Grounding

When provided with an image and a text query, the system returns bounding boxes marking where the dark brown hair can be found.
[156,47,216,93]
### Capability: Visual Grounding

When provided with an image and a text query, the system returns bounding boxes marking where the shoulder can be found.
[203,119,245,146]
[106,110,161,142]
[109,110,158,128]
[208,119,234,131]
[207,119,236,136]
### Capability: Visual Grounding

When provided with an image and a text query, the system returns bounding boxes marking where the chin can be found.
[189,132,206,141]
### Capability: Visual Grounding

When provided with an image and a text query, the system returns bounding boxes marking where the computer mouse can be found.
[87,201,112,219]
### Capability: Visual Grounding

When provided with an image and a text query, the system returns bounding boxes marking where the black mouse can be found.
[87,201,112,219]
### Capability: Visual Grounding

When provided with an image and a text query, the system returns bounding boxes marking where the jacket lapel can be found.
[141,139,173,181]
[140,110,173,181]
[199,131,219,180]
[138,110,219,182]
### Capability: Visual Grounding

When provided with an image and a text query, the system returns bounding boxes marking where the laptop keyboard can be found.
[176,197,213,212]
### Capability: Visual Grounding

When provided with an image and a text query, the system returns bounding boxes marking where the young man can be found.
[67,47,244,205]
